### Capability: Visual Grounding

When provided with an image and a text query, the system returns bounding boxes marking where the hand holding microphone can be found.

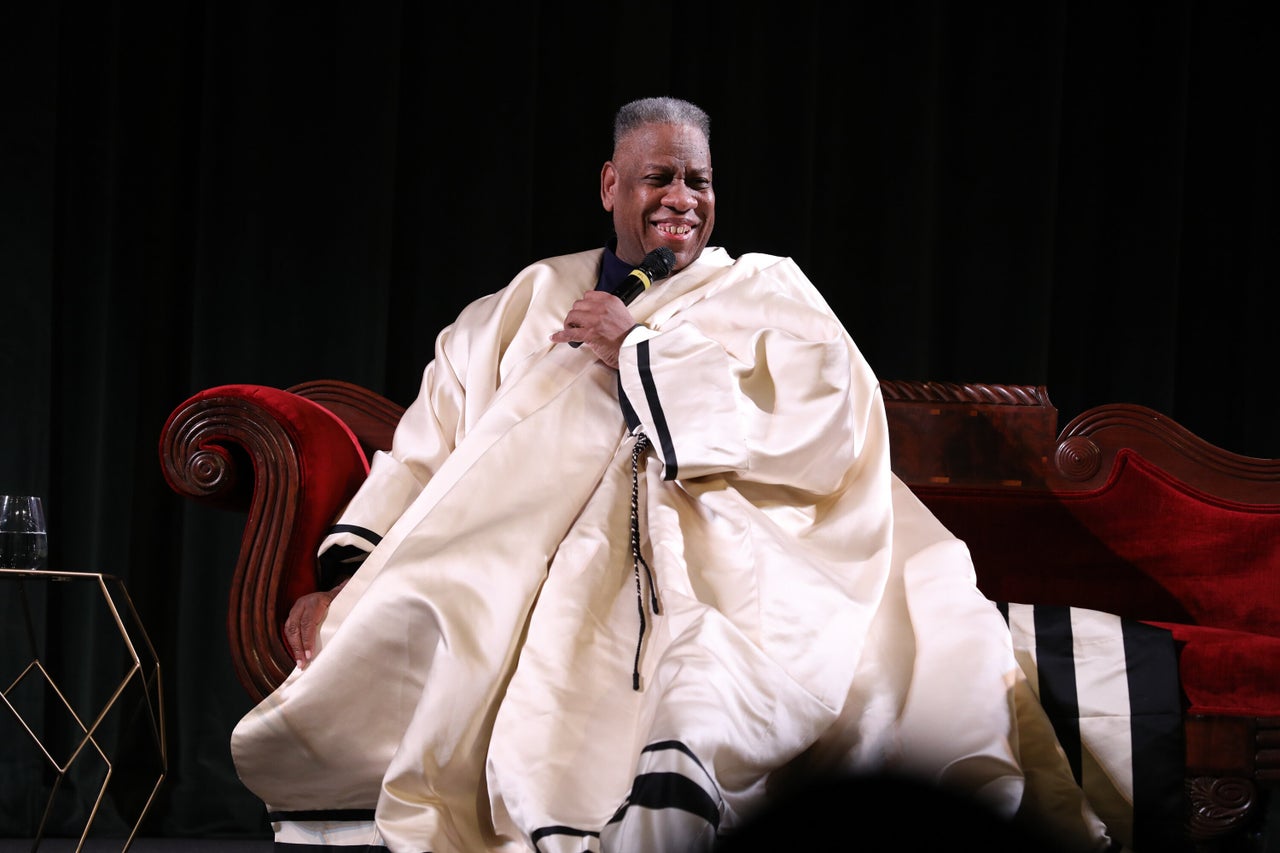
[562,247,677,351]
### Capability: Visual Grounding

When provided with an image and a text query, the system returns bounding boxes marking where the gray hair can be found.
[613,97,711,150]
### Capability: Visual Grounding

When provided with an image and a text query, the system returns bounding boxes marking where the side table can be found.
[0,570,166,852]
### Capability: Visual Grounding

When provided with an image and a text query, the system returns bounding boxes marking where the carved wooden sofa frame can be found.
[159,379,1280,851]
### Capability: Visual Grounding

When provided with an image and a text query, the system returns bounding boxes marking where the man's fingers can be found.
[283,617,305,669]
[284,592,331,670]
[298,604,328,662]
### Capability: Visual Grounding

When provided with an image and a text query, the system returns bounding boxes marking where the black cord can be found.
[629,432,660,690]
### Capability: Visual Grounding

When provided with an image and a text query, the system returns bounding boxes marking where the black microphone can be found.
[570,247,676,347]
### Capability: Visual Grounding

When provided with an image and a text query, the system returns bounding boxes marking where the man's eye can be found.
[689,179,712,190]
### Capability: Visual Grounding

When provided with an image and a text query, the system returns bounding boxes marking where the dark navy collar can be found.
[596,239,634,294]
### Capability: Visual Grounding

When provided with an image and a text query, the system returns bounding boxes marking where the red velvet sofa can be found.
[159,379,1280,851]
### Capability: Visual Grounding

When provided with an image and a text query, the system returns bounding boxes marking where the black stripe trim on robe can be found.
[996,601,1187,853]
[607,740,721,827]
[1121,618,1187,853]
[317,525,380,588]
[530,741,720,848]
[618,373,641,433]
[529,824,600,844]
[317,544,370,589]
[640,738,703,763]
[1032,604,1084,781]
[326,523,383,547]
[612,772,720,827]
[635,340,678,481]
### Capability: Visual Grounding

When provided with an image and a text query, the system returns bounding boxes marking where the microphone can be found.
[570,247,676,347]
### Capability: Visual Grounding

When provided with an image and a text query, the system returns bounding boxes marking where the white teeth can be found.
[659,224,690,234]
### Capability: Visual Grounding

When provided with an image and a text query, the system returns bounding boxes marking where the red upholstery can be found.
[1149,622,1280,716]
[920,451,1280,634]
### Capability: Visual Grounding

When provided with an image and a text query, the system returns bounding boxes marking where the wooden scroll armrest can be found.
[158,383,378,701]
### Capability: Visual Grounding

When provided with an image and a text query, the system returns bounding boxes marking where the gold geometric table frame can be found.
[0,569,166,852]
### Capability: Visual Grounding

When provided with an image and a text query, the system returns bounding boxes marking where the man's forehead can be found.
[633,151,711,167]
[616,123,708,155]
[617,145,712,174]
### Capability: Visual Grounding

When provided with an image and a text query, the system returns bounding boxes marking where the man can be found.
[231,97,1114,852]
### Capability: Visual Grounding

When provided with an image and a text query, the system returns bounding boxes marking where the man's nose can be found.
[662,182,697,210]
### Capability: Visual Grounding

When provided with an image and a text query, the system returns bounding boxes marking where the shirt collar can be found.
[596,238,633,294]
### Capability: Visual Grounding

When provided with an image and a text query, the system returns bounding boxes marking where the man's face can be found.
[600,122,715,273]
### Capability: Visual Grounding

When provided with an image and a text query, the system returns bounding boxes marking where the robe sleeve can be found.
[315,324,472,575]
[615,275,862,495]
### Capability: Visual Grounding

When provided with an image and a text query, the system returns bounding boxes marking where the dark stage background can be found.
[1,0,1276,841]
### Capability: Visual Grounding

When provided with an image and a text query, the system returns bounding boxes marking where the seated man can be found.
[231,96,1114,853]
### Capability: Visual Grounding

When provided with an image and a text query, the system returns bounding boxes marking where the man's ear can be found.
[600,161,617,211]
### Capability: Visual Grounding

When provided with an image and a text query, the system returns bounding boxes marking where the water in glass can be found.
[0,495,48,569]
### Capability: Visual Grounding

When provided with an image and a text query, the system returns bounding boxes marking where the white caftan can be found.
[231,248,1115,852]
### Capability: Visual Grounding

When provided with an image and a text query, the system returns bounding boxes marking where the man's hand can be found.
[284,578,349,669]
[550,291,637,368]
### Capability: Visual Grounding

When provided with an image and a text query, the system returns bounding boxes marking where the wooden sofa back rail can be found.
[287,380,404,458]
[880,380,1280,501]
[882,381,1280,637]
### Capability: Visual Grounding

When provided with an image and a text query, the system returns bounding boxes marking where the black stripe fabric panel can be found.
[617,772,720,828]
[320,544,373,563]
[641,739,700,761]
[617,372,641,432]
[1121,619,1190,853]
[317,543,371,588]
[529,824,599,844]
[327,523,383,545]
[635,340,678,480]
[1033,604,1083,782]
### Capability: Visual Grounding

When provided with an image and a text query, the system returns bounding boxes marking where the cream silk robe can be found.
[231,248,1113,852]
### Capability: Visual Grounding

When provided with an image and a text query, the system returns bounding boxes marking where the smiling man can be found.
[601,98,715,270]
[230,97,1115,853]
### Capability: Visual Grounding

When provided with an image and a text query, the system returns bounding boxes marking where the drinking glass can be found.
[0,494,49,569]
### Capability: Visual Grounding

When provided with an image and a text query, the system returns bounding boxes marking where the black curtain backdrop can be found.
[1,0,1276,840]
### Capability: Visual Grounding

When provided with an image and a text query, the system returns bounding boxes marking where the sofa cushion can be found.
[918,451,1280,638]
[1145,620,1280,716]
